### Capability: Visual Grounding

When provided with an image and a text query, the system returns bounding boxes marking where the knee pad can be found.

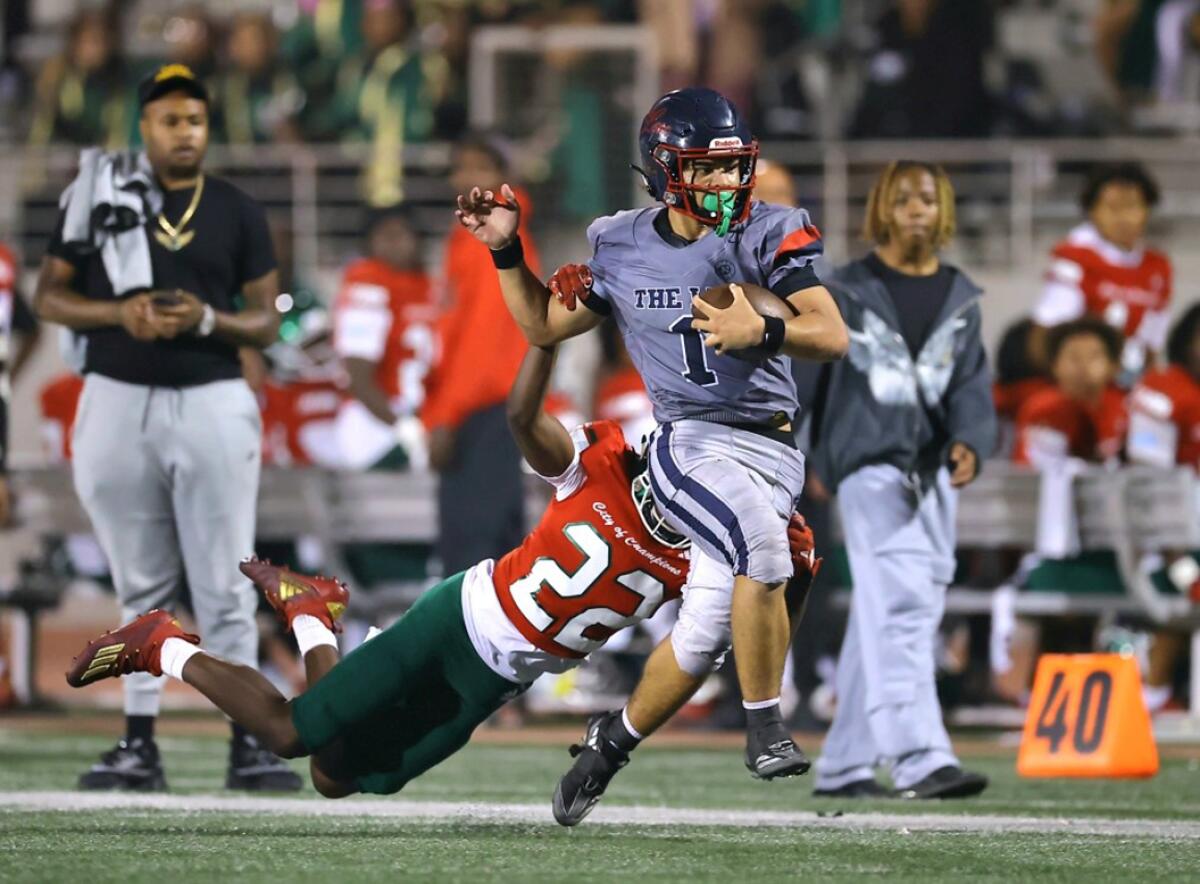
[670,584,732,677]
[670,627,729,677]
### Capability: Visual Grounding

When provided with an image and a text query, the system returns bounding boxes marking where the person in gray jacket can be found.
[810,161,996,799]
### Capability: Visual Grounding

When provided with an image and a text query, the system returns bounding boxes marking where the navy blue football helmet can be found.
[635,88,759,236]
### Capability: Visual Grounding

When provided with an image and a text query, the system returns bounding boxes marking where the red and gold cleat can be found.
[239,557,350,632]
[66,610,199,687]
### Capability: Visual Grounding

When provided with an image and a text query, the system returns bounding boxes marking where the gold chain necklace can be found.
[154,175,204,252]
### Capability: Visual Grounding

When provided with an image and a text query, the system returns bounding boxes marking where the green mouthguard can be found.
[700,190,737,237]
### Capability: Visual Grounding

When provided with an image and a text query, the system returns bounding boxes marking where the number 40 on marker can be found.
[1017,654,1159,779]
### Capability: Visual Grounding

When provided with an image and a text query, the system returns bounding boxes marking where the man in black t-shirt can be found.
[33,63,299,792]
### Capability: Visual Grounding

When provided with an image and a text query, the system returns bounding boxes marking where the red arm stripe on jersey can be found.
[773,224,822,264]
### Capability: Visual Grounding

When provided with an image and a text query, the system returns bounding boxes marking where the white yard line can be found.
[1,791,1197,839]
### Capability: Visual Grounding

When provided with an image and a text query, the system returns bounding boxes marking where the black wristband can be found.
[490,236,524,270]
[761,315,786,354]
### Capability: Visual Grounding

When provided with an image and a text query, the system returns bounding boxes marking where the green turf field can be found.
[2,727,1198,882]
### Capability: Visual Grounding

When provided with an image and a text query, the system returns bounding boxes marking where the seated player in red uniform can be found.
[1031,162,1171,381]
[65,342,818,799]
[1128,304,1200,472]
[1013,317,1127,467]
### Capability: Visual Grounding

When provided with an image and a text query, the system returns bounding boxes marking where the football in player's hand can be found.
[692,283,797,362]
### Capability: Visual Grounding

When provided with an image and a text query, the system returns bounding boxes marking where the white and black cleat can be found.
[78,737,167,792]
[552,711,629,827]
[745,730,811,780]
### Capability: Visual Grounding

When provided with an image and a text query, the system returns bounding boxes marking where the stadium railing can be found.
[6,138,1200,276]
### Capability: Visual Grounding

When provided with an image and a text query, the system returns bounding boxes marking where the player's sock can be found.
[159,637,202,681]
[293,614,337,657]
[602,707,644,753]
[126,714,155,743]
[743,697,784,732]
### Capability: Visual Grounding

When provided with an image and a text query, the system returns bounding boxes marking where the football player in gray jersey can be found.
[456,87,847,822]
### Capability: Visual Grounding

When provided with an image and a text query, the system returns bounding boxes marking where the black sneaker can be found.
[895,765,988,800]
[813,778,891,798]
[745,725,811,780]
[552,712,629,827]
[78,737,167,791]
[226,734,303,791]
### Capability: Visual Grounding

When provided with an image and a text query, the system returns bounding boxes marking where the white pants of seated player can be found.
[815,464,960,791]
[72,374,262,716]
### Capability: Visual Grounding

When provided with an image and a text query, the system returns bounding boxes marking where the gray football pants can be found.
[72,374,262,717]
[647,419,806,675]
[815,464,960,791]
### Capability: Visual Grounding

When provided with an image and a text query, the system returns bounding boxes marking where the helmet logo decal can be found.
[708,136,744,149]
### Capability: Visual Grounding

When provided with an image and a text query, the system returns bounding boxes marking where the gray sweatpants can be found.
[72,374,262,717]
[815,464,959,791]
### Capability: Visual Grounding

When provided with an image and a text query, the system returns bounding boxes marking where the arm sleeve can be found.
[943,302,998,461]
[1013,396,1073,467]
[536,424,590,500]
[11,290,38,334]
[45,211,81,264]
[1136,308,1171,352]
[583,217,614,316]
[236,194,277,285]
[760,207,825,292]
[1032,256,1086,326]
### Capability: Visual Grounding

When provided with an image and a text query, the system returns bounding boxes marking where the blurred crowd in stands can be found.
[2,0,1200,158]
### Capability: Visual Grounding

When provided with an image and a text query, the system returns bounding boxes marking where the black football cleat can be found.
[78,737,167,791]
[813,778,891,798]
[552,712,630,827]
[745,725,811,780]
[226,734,303,792]
[895,766,988,800]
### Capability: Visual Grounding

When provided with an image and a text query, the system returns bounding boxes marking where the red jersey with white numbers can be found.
[39,373,84,462]
[261,378,343,467]
[1013,385,1128,466]
[1128,365,1200,469]
[333,258,436,412]
[492,420,688,659]
[1036,223,1172,350]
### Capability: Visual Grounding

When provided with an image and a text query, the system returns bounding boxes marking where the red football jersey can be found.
[993,377,1055,422]
[1129,365,1200,469]
[260,378,343,467]
[332,258,437,412]
[1013,385,1128,466]
[1036,223,1172,351]
[39,373,84,462]
[492,420,688,659]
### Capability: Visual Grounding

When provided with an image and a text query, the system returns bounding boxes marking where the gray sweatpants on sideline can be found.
[815,464,959,790]
[72,374,262,717]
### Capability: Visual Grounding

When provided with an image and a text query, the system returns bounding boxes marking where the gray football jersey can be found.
[586,201,824,424]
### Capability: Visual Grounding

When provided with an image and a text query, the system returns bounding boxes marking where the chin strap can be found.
[700,190,737,237]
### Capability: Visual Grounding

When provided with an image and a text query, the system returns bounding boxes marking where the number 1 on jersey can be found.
[669,316,718,387]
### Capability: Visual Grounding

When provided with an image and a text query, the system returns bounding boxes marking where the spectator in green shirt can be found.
[306,0,445,206]
[211,12,304,144]
[28,8,138,150]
